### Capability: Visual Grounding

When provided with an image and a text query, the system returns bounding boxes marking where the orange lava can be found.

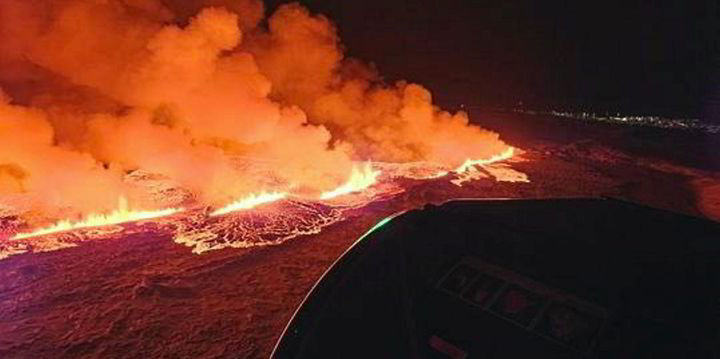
[211,191,288,216]
[454,147,517,173]
[11,196,183,240]
[320,163,381,200]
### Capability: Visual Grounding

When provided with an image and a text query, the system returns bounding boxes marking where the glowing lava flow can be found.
[11,196,183,240]
[320,163,381,200]
[210,191,288,216]
[454,147,516,173]
[430,147,517,178]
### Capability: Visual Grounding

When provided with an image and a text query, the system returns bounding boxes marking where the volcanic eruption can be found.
[0,0,526,258]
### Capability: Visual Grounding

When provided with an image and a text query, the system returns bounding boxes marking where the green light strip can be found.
[358,216,394,241]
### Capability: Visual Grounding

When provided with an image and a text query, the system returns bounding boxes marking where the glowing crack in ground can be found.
[0,158,528,260]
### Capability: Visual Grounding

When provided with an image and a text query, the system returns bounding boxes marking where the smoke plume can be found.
[0,0,510,217]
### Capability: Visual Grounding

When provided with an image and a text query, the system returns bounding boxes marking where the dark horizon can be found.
[267,0,719,121]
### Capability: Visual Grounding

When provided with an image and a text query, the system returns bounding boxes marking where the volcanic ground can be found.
[1,111,718,358]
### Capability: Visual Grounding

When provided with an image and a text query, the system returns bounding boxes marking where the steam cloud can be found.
[0,0,510,217]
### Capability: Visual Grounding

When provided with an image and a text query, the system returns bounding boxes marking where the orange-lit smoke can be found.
[245,4,510,164]
[0,0,512,220]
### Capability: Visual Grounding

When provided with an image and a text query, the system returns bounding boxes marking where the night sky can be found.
[267,0,719,121]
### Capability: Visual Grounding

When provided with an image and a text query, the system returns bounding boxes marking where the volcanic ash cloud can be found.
[0,0,511,218]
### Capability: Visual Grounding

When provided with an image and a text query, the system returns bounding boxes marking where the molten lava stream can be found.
[320,163,381,200]
[11,196,183,240]
[454,147,516,173]
[210,191,289,216]
[209,163,381,216]
[429,147,517,178]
